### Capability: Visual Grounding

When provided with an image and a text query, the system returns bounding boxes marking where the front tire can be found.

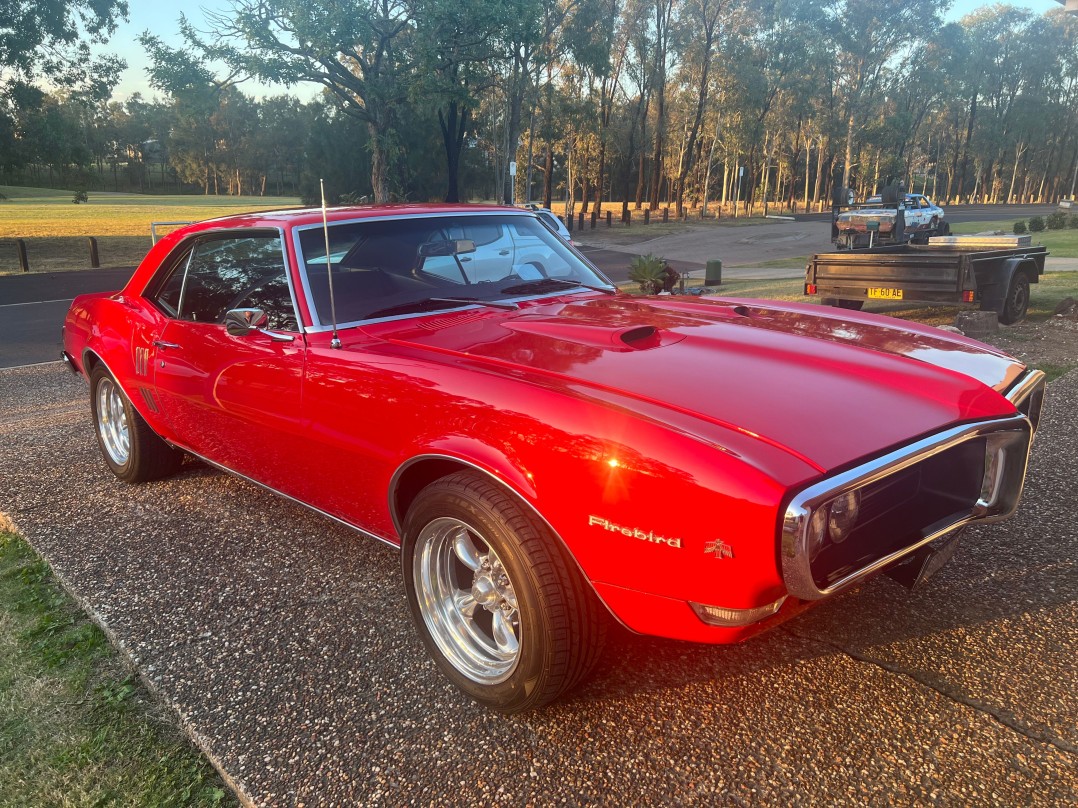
[89,365,182,483]
[402,472,606,713]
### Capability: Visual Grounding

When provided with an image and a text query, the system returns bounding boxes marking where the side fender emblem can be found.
[705,539,734,560]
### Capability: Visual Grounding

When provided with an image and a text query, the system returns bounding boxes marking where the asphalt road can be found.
[0,363,1074,805]
[0,268,134,368]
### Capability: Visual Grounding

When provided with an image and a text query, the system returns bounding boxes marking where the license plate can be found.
[868,287,903,300]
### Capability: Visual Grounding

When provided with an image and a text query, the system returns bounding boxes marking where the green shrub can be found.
[1013,220,1027,234]
[1046,211,1066,230]
[1028,215,1045,232]
[1069,214,1078,229]
[628,253,666,294]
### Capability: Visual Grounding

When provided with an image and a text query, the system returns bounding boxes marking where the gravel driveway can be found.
[1,363,1075,805]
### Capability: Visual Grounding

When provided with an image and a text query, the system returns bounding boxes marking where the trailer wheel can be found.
[1000,270,1030,325]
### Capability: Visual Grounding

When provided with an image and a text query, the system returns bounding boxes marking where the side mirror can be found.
[224,308,269,336]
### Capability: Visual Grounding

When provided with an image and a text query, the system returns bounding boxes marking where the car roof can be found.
[191,203,525,232]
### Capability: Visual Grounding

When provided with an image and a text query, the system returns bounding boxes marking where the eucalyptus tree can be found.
[190,0,423,203]
[0,0,127,93]
[410,0,517,201]
[717,0,828,208]
[671,0,726,217]
[824,0,940,192]
[618,0,656,214]
[140,33,239,194]
[646,0,675,209]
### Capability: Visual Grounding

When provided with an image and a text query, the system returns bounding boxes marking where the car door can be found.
[146,231,307,491]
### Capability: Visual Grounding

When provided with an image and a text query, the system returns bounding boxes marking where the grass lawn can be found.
[949,218,1078,258]
[0,527,236,807]
[0,186,300,274]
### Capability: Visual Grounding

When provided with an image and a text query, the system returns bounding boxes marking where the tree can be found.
[0,0,127,90]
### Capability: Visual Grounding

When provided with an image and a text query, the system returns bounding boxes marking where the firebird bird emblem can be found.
[588,516,682,549]
[704,539,735,560]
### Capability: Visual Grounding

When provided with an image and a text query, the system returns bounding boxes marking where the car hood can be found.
[364,295,1025,473]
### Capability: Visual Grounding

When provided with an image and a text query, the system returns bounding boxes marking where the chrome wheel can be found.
[414,517,520,684]
[95,376,130,466]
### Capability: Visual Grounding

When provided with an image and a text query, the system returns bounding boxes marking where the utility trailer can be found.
[804,236,1048,324]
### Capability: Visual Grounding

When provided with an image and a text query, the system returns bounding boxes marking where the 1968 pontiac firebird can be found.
[62,205,1045,712]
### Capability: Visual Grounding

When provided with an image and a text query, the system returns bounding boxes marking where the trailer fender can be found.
[979,257,1039,313]
[1000,256,1040,286]
[991,258,1039,324]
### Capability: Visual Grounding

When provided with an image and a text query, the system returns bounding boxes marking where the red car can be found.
[62,204,1045,712]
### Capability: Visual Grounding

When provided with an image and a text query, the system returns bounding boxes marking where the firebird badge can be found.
[588,516,682,549]
[704,539,735,560]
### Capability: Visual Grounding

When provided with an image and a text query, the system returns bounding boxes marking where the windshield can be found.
[296,213,612,327]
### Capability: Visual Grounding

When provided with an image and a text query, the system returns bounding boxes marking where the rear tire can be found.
[89,365,182,483]
[1000,270,1030,325]
[402,472,606,712]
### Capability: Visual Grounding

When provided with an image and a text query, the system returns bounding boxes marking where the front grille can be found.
[781,415,1033,601]
[811,439,985,590]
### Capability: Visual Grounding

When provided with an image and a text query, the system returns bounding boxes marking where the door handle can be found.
[153,340,181,350]
[498,249,510,255]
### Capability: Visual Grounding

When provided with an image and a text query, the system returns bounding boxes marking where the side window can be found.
[151,235,296,330]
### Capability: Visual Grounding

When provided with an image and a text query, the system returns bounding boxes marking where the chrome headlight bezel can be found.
[781,414,1032,601]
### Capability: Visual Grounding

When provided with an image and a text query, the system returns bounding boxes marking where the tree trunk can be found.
[438,102,470,203]
[369,121,391,204]
[957,92,978,203]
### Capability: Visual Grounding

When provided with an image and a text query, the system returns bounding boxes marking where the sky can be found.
[101,0,1066,102]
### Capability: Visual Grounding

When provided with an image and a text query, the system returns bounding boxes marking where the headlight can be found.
[827,490,861,544]
[806,489,862,559]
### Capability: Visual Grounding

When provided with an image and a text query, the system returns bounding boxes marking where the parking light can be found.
[690,597,786,627]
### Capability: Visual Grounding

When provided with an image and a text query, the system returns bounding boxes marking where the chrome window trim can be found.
[781,414,1032,601]
[288,211,614,330]
[146,226,302,334]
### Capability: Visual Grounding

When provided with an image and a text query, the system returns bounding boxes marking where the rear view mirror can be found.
[418,239,476,257]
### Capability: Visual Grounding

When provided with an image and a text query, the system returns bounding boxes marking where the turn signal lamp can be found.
[806,284,818,295]
[962,291,976,303]
[690,597,786,627]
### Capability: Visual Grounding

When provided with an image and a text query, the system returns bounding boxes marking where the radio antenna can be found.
[320,178,341,349]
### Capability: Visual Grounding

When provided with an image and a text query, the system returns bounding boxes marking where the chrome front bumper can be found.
[780,370,1045,601]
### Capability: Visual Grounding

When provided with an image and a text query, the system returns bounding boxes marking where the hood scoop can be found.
[502,318,685,352]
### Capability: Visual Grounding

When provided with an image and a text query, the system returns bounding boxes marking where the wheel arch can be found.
[388,453,629,630]
[1000,256,1038,286]
[81,348,166,437]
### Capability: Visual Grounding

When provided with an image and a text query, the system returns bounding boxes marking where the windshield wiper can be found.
[363,296,518,320]
[499,277,617,296]
[429,297,519,310]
